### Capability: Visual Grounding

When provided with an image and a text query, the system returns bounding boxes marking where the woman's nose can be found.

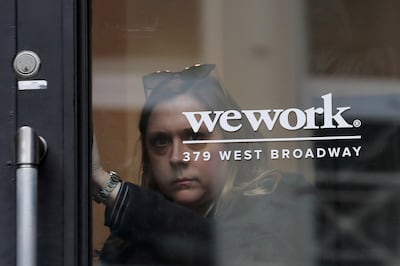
[169,139,186,164]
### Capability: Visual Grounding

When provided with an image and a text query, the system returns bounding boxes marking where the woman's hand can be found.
[92,134,108,187]
[92,134,120,207]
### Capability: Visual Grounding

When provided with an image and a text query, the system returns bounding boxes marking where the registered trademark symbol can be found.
[353,119,361,128]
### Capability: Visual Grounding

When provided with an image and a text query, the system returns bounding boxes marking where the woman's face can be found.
[145,94,228,214]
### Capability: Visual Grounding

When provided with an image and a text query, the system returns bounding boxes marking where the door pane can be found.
[92,1,400,265]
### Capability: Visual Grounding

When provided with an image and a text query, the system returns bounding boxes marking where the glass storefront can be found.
[92,1,400,265]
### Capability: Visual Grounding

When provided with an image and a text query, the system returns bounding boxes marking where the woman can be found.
[92,64,315,265]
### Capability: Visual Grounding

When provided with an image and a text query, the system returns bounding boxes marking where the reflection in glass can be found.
[92,1,400,265]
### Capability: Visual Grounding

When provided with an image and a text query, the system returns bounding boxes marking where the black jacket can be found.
[100,173,315,266]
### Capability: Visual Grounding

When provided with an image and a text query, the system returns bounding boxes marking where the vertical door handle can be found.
[15,126,47,266]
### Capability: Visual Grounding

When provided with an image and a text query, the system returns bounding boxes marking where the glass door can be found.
[92,1,400,266]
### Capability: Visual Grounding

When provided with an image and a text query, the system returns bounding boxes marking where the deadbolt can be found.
[13,51,41,78]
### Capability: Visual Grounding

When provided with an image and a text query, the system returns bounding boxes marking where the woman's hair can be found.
[138,64,277,200]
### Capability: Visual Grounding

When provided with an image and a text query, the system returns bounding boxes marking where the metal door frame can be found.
[0,0,91,265]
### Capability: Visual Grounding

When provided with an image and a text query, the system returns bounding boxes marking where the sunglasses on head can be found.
[142,64,216,99]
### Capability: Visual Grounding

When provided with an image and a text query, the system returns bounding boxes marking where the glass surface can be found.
[92,1,400,265]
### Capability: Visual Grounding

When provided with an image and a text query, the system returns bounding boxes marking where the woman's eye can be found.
[187,131,211,141]
[189,132,201,141]
[149,134,170,149]
[189,132,206,141]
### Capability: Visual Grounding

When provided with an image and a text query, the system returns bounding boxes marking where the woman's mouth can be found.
[172,177,198,187]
